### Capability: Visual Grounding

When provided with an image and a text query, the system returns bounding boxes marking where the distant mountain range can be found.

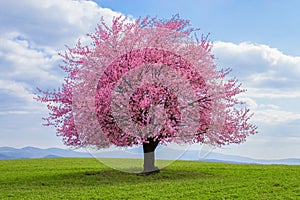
[1,146,300,165]
[0,146,92,160]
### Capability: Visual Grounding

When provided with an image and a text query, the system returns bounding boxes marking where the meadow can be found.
[0,158,299,199]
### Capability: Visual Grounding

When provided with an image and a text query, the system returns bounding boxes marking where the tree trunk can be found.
[142,138,160,174]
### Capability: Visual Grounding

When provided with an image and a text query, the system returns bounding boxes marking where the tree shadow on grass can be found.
[12,167,213,188]
[47,168,213,186]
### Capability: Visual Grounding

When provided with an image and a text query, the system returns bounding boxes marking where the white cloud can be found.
[213,41,300,91]
[0,0,126,48]
[253,109,300,124]
[214,42,300,127]
[0,111,31,115]
[240,95,300,124]
[0,0,126,114]
[0,79,33,103]
[0,33,63,85]
[239,95,300,125]
[245,88,300,99]
[0,0,129,87]
[0,79,47,114]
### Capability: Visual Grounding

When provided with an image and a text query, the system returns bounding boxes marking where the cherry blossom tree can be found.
[35,15,257,173]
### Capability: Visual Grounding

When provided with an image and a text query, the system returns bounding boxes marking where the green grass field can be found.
[0,158,299,199]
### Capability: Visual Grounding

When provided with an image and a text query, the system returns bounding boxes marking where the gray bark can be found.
[142,138,160,174]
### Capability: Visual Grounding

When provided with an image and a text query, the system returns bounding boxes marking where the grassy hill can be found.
[0,158,299,199]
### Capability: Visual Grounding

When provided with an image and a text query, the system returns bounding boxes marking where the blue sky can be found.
[97,0,300,56]
[0,0,299,160]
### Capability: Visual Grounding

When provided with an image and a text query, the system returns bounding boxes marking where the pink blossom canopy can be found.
[35,15,257,149]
